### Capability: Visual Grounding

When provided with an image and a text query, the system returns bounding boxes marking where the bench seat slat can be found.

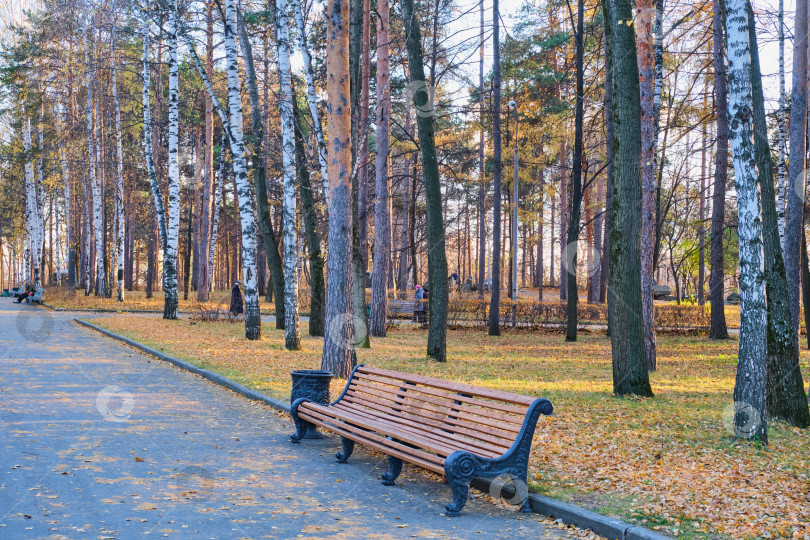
[346,379,524,434]
[331,401,506,457]
[343,387,519,445]
[299,402,465,458]
[298,405,446,472]
[357,366,535,407]
[353,370,530,416]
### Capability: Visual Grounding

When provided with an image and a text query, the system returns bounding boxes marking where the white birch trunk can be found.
[224,0,262,339]
[724,0,768,442]
[776,0,787,249]
[23,115,37,286]
[292,0,329,194]
[142,16,169,268]
[83,19,105,297]
[208,133,227,291]
[112,27,125,301]
[164,1,181,319]
[35,110,46,288]
[58,106,71,289]
[277,0,301,349]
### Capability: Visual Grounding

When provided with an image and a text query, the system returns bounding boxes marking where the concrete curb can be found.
[73,318,289,412]
[74,317,669,539]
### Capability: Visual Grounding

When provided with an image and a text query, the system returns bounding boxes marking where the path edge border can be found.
[73,317,670,540]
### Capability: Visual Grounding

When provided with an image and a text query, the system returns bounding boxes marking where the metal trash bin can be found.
[290,370,333,439]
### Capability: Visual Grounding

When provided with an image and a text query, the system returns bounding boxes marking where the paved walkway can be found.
[0,301,579,539]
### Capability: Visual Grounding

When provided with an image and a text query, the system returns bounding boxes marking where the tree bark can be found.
[370,0,391,338]
[164,1,181,319]
[478,0,486,299]
[724,0,768,442]
[747,1,809,428]
[402,0,448,360]
[604,0,653,397]
[784,0,808,334]
[321,0,356,378]
[274,0,302,349]
[488,0,503,336]
[565,0,584,342]
[197,5,215,302]
[111,26,125,301]
[294,103,325,336]
[223,0,262,339]
[709,0,730,339]
[776,0,787,248]
[637,0,656,368]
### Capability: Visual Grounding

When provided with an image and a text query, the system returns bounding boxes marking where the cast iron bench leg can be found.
[336,437,355,463]
[444,451,478,516]
[381,455,403,486]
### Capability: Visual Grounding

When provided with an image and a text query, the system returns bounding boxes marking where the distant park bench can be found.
[25,288,45,305]
[387,299,416,319]
[290,365,553,515]
[9,286,22,298]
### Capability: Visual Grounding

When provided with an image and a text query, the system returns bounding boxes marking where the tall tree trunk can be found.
[164,2,181,319]
[370,0,391,338]
[358,0,371,273]
[84,20,105,297]
[223,0,262,339]
[538,165,544,300]
[231,9,286,326]
[604,0,653,397]
[776,0,787,248]
[273,0,301,348]
[292,0,329,191]
[637,0,656,368]
[321,0,356,378]
[23,115,39,288]
[600,57,612,306]
[350,0,370,350]
[478,0,486,299]
[294,103,325,336]
[197,5,215,302]
[566,0,584,341]
[398,107,412,292]
[709,0,730,339]
[698,79,707,306]
[402,0,448,360]
[784,0,808,333]
[208,134,226,294]
[747,1,810,428]
[488,0,503,336]
[724,0,768,442]
[111,26,125,301]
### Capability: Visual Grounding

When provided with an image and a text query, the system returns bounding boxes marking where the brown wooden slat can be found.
[343,386,522,442]
[353,370,531,416]
[301,403,463,457]
[343,388,519,445]
[357,365,535,406]
[348,378,525,431]
[298,406,446,473]
[332,401,506,458]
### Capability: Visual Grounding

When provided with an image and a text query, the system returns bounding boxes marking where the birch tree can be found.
[162,0,181,319]
[292,0,328,192]
[223,0,261,339]
[723,0,767,442]
[142,13,169,299]
[111,25,125,302]
[776,0,786,247]
[83,18,105,297]
[746,0,810,428]
[276,0,301,350]
[23,114,39,287]
[370,0,391,338]
[321,0,355,378]
[208,132,226,289]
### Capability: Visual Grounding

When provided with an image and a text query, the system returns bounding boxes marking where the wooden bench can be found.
[290,364,553,515]
[387,299,416,319]
[25,288,44,305]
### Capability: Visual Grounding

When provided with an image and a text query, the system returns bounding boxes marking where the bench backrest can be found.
[341,365,539,456]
